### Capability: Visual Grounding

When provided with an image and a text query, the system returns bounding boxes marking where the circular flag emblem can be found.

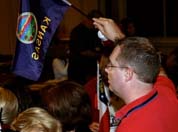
[16,12,38,44]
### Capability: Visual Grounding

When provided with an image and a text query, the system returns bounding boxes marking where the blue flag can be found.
[12,0,69,81]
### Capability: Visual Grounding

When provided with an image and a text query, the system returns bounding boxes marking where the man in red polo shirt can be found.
[93,17,178,132]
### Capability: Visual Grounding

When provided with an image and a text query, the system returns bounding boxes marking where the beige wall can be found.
[0,0,18,55]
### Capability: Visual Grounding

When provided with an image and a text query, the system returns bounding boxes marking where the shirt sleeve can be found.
[154,76,177,95]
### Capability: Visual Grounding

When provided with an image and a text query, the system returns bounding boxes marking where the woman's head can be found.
[41,80,92,131]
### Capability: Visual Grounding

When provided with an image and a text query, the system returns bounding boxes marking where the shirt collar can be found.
[115,88,157,120]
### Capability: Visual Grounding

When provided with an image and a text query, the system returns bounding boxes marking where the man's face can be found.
[105,46,125,96]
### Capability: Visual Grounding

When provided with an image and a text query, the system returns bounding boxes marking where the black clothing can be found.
[68,23,103,85]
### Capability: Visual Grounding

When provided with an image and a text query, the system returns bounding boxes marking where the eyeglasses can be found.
[105,63,128,70]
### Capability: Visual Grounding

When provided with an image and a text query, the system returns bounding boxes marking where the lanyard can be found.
[115,91,158,126]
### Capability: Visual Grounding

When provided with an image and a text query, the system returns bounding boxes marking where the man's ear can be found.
[124,67,134,82]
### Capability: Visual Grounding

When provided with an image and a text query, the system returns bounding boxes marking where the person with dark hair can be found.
[68,10,104,85]
[93,17,178,132]
[120,17,145,37]
[41,80,92,132]
[120,17,138,37]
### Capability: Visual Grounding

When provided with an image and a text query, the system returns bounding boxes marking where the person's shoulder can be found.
[85,77,97,88]
[84,77,97,95]
[155,76,176,89]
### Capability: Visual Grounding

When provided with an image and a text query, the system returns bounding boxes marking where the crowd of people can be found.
[0,8,178,132]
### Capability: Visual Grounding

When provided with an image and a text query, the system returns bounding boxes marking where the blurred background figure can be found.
[11,107,62,132]
[68,9,104,85]
[0,87,18,131]
[120,17,142,37]
[164,47,178,92]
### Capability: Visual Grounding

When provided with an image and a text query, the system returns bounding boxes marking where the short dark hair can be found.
[117,37,160,83]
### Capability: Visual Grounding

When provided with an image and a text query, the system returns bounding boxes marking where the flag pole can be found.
[62,0,89,19]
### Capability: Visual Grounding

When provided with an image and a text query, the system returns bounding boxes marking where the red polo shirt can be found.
[115,76,178,132]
